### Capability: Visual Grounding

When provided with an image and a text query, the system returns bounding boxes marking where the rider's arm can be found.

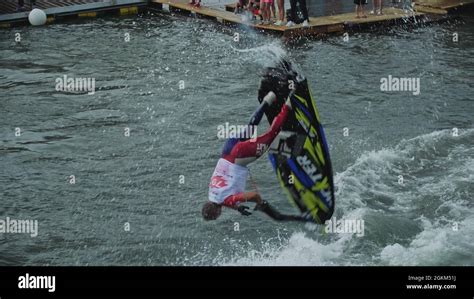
[248,91,276,126]
[222,191,263,208]
[255,200,307,222]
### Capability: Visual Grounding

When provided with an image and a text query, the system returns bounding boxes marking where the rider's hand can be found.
[254,200,269,211]
[285,96,292,109]
[263,91,277,106]
[285,88,295,109]
[237,205,252,216]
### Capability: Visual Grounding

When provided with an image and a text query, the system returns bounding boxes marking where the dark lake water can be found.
[0,11,473,265]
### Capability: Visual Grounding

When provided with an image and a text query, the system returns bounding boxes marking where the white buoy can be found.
[28,9,47,26]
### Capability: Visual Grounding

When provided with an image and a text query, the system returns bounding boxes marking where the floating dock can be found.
[0,0,148,27]
[1,0,473,38]
[149,0,464,38]
[415,0,474,11]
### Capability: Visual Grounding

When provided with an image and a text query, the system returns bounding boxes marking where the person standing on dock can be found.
[371,0,383,15]
[234,0,247,14]
[270,1,276,20]
[261,0,273,25]
[189,0,201,8]
[354,0,368,18]
[274,0,285,26]
[403,0,414,14]
[286,0,309,27]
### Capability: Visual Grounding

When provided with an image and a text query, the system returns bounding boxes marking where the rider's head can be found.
[202,202,222,221]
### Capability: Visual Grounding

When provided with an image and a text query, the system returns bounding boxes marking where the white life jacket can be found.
[208,158,248,204]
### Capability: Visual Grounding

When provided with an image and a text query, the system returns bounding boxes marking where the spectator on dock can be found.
[234,0,247,13]
[354,0,368,18]
[17,0,36,12]
[371,0,383,15]
[261,0,273,25]
[286,0,309,27]
[234,0,261,21]
[270,1,276,20]
[403,0,414,13]
[251,0,262,15]
[274,0,284,25]
[189,0,201,8]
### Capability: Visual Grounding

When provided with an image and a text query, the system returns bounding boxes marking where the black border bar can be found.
[0,266,472,298]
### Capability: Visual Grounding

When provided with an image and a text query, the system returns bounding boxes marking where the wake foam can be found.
[380,215,474,265]
[223,232,349,266]
[218,129,474,266]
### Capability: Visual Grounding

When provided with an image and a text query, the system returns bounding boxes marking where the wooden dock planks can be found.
[416,0,474,10]
[0,0,103,15]
[1,0,470,31]
[0,0,147,26]
[151,0,436,37]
